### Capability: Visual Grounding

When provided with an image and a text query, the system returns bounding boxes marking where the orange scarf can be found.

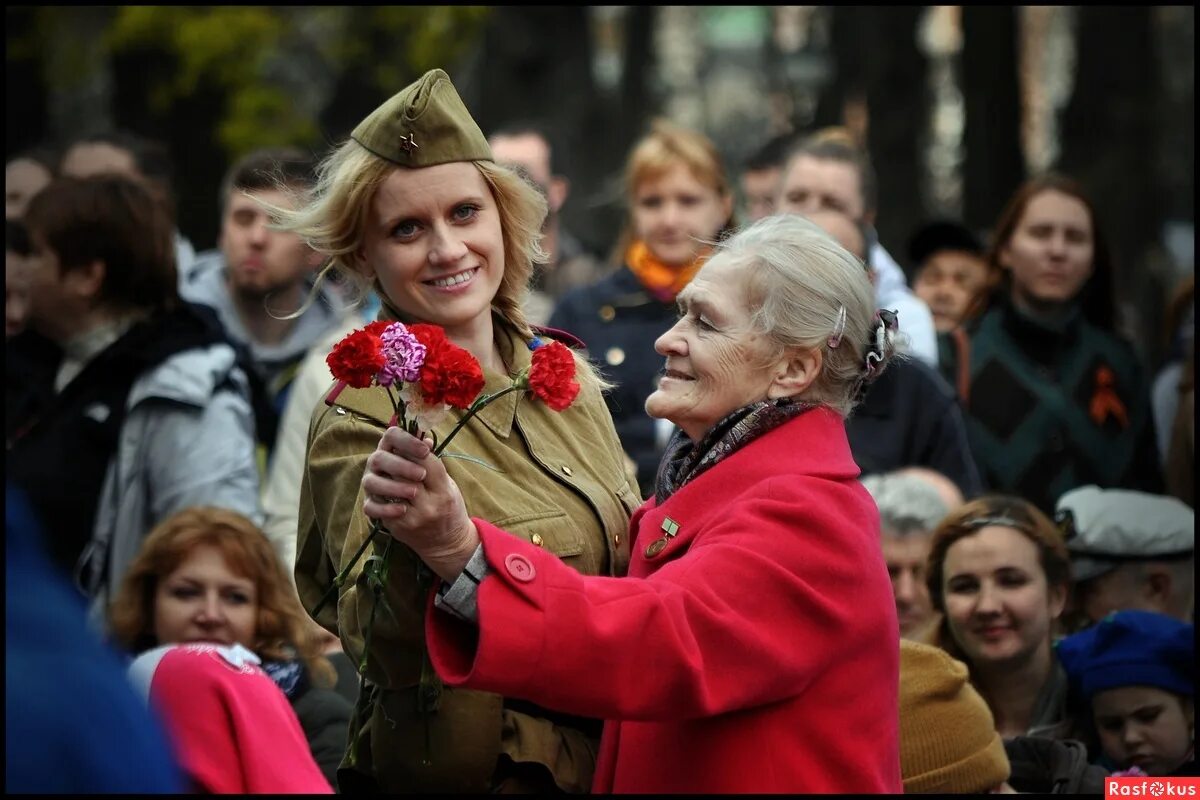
[625,240,711,303]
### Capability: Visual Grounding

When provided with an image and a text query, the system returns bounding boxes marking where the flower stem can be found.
[434,385,523,455]
[310,519,384,618]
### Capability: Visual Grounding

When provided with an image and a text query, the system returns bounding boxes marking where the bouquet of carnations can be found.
[310,319,581,763]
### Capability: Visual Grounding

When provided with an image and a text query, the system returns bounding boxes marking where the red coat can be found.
[427,407,901,793]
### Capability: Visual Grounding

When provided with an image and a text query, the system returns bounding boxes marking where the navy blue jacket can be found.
[549,266,676,497]
[847,356,984,498]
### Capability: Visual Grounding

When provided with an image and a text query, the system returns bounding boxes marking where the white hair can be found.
[716,213,900,416]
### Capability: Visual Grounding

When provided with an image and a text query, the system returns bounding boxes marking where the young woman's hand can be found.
[361,426,479,581]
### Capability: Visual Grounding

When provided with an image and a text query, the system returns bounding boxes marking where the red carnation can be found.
[409,325,485,409]
[326,326,386,388]
[408,323,449,352]
[422,346,486,409]
[528,341,580,411]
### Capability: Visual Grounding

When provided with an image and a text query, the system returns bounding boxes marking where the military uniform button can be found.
[531,533,544,547]
[606,347,625,366]
[561,465,573,476]
[613,533,621,546]
[599,305,615,321]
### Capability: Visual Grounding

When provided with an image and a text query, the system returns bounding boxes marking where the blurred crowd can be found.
[5,74,1194,794]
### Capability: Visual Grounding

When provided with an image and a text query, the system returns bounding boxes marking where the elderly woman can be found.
[364,214,904,792]
[276,69,637,793]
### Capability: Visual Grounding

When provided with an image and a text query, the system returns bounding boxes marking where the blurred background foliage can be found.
[6,6,1193,365]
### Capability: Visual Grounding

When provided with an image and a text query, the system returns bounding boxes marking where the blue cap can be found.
[1056,610,1194,701]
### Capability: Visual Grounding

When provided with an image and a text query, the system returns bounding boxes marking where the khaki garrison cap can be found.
[351,68,493,167]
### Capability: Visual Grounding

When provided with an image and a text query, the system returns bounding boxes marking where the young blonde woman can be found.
[274,69,637,793]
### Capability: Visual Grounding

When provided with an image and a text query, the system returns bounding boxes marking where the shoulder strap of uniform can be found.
[532,324,587,351]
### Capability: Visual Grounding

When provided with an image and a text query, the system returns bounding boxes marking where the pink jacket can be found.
[129,643,333,794]
[427,407,902,793]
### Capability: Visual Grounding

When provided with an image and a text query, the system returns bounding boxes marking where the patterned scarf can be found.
[653,397,816,504]
[625,239,711,303]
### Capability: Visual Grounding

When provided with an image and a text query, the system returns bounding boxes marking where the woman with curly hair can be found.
[109,505,348,790]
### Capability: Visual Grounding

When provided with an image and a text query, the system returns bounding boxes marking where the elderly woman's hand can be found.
[361,426,479,581]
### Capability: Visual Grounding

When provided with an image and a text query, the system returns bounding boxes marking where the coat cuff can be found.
[426,518,553,689]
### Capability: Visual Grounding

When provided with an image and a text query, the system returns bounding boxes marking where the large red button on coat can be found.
[504,553,536,582]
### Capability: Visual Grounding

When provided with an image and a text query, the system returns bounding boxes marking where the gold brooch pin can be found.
[644,517,680,559]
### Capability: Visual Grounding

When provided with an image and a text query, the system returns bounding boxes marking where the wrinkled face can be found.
[942,526,1066,667]
[153,544,258,648]
[359,163,505,341]
[219,188,318,301]
[778,155,865,222]
[60,142,139,180]
[882,531,935,637]
[6,248,31,337]
[1093,687,1195,776]
[1000,190,1094,309]
[645,255,783,440]
[5,158,52,218]
[631,163,730,268]
[740,166,782,223]
[914,249,990,331]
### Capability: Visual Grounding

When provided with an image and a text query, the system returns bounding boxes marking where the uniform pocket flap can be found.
[490,510,584,557]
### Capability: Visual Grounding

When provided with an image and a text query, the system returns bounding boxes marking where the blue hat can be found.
[1055,610,1194,701]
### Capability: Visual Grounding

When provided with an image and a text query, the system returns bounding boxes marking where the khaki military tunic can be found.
[295,314,636,793]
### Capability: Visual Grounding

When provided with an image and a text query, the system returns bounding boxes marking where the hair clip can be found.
[875,308,899,332]
[827,306,847,349]
[960,515,1031,533]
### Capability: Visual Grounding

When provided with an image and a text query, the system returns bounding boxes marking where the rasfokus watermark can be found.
[1106,777,1200,798]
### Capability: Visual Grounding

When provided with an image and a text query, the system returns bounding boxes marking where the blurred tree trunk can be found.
[961,6,1024,233]
[813,6,861,130]
[465,6,656,257]
[6,7,51,156]
[1059,7,1159,352]
[863,6,926,265]
[810,7,925,265]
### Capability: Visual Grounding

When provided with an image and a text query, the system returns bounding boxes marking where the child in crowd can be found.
[1056,610,1195,777]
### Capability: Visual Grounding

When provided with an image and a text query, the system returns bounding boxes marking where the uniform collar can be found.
[470,316,530,440]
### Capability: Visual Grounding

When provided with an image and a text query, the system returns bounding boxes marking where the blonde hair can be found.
[716,214,897,416]
[270,138,606,390]
[108,506,335,687]
[612,118,735,263]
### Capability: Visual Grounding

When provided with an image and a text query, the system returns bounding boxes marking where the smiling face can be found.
[941,525,1066,668]
[631,163,731,268]
[999,190,1095,311]
[220,188,319,301]
[359,162,505,342]
[1093,686,1195,776]
[644,255,787,440]
[153,544,258,648]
